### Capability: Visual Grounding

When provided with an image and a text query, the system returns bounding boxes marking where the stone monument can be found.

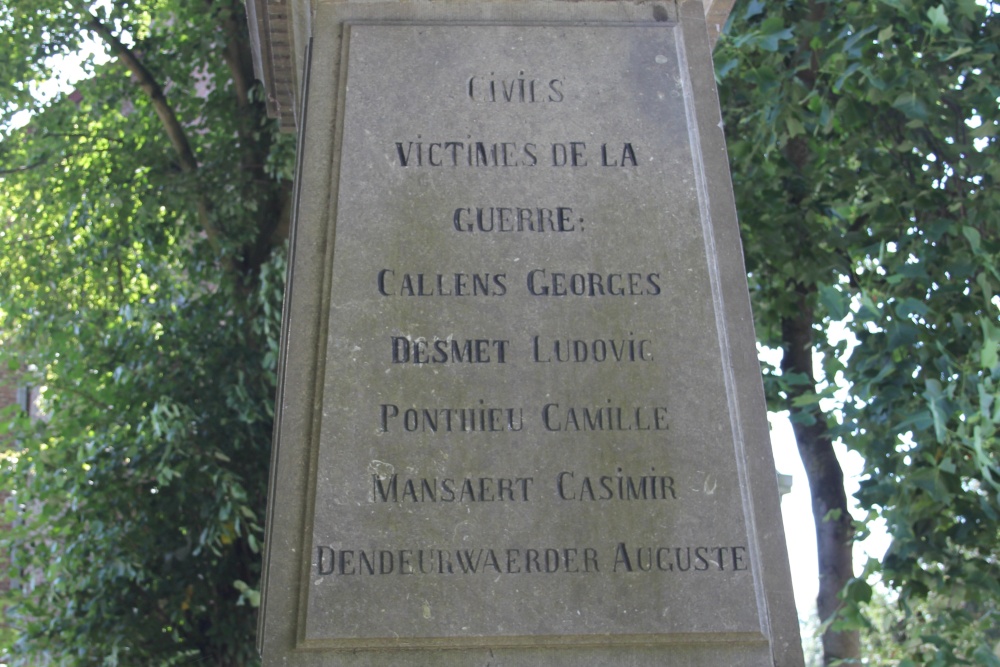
[248,1,804,665]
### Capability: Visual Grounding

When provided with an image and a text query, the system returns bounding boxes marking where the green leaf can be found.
[715,57,738,80]
[896,297,929,320]
[926,4,951,32]
[971,122,997,138]
[823,508,843,522]
[892,92,929,121]
[909,467,952,503]
[782,371,813,387]
[756,18,795,51]
[842,24,879,55]
[833,62,863,92]
[877,0,908,11]
[844,577,873,604]
[857,293,883,320]
[977,272,996,305]
[962,226,982,253]
[820,285,850,321]
[789,409,818,426]
[944,46,973,61]
[791,391,821,407]
[744,0,765,19]
[785,115,806,137]
[981,319,1000,370]
[923,379,950,443]
[971,647,1000,667]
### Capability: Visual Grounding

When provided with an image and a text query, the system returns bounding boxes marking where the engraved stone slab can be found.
[257,3,802,665]
[309,21,755,642]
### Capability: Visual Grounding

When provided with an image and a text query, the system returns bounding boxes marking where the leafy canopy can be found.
[718,0,1000,663]
[1,1,292,664]
[2,0,998,664]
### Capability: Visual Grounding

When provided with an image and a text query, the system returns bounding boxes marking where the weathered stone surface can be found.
[246,0,737,127]
[256,2,802,665]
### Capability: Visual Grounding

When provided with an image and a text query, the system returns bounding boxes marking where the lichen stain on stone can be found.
[368,459,395,480]
[703,474,717,495]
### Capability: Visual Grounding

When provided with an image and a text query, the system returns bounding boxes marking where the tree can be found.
[3,0,997,664]
[717,0,999,664]
[0,1,292,664]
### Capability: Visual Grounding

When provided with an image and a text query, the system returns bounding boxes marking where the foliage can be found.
[800,612,826,667]
[858,573,1000,666]
[0,1,292,664]
[718,0,1000,663]
[2,0,997,664]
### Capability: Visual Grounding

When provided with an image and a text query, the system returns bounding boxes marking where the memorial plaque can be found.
[257,3,803,665]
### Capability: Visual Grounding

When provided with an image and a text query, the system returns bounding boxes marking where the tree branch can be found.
[0,159,49,175]
[84,11,199,175]
[218,1,254,108]
[781,291,860,665]
[82,9,226,252]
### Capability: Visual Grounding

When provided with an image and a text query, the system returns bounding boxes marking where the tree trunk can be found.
[781,295,860,665]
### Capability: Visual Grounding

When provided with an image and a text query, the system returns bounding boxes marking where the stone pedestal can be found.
[249,3,804,665]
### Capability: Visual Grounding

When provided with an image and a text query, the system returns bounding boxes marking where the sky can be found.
[6,32,110,130]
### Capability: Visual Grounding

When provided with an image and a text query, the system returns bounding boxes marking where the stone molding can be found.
[245,0,734,130]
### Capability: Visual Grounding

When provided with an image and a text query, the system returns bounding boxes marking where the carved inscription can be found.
[307,24,758,642]
[467,72,565,103]
[372,474,534,503]
[393,140,636,168]
[315,544,749,576]
[452,206,579,233]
